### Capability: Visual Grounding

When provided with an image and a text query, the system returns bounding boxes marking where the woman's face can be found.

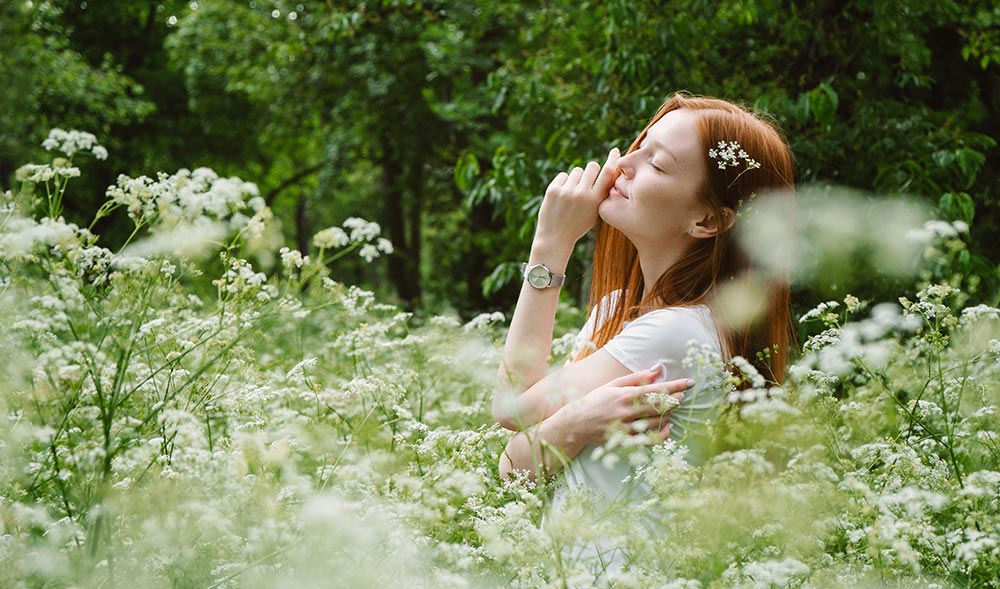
[598,108,710,246]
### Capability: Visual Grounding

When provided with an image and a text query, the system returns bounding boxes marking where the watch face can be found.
[526,264,551,288]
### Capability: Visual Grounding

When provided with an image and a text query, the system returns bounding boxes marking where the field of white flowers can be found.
[2,131,999,588]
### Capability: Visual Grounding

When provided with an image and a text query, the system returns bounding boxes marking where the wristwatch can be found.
[521,263,565,290]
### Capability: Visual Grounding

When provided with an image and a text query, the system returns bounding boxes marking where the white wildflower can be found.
[313,226,350,249]
[799,300,840,324]
[721,557,810,588]
[279,247,307,269]
[906,218,970,243]
[961,304,1000,323]
[359,243,379,262]
[708,140,761,171]
[343,217,381,242]
[122,220,227,258]
[463,311,505,331]
[13,162,53,185]
[844,294,866,314]
[41,128,107,159]
[729,355,766,388]
[286,357,318,384]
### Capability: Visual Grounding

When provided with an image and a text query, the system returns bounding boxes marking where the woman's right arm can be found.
[498,366,691,481]
[494,149,620,424]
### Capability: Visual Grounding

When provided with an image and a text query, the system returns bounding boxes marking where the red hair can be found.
[576,93,795,383]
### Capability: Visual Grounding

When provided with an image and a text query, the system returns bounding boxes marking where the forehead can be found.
[644,109,702,158]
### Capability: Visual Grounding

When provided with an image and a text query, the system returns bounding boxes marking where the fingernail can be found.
[676,392,685,402]
[649,364,662,373]
[612,147,620,156]
[685,379,695,389]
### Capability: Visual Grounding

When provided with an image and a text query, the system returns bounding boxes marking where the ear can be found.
[689,207,736,238]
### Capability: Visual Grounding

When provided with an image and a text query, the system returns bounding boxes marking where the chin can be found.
[597,199,619,224]
[599,208,646,245]
[598,206,630,236]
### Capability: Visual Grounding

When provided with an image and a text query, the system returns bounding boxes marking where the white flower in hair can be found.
[709,140,761,188]
[709,140,760,170]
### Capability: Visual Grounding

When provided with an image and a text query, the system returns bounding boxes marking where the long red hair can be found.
[576,93,795,383]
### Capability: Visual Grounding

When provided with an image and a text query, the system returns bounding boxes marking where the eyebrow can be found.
[641,137,679,165]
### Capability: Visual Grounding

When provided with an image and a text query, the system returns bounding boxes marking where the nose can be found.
[617,150,636,179]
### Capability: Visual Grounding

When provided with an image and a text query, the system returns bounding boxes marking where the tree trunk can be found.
[295,192,309,255]
[381,153,421,304]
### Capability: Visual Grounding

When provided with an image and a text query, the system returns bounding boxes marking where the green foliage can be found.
[4,0,997,313]
[0,2,154,188]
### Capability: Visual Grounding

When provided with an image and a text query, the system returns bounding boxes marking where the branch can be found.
[265,163,325,206]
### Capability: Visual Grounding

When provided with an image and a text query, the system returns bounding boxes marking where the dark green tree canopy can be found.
[3,0,998,313]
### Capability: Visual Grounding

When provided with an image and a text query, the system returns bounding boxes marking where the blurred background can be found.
[1,0,998,318]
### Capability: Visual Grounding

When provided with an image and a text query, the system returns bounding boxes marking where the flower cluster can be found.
[313,217,393,263]
[41,128,109,160]
[708,140,761,171]
[104,167,261,230]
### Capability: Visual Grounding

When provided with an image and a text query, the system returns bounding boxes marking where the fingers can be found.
[546,171,569,193]
[607,364,663,387]
[637,378,695,396]
[580,160,601,187]
[548,148,620,192]
[595,147,620,191]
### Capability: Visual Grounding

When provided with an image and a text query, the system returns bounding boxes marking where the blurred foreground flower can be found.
[738,185,931,292]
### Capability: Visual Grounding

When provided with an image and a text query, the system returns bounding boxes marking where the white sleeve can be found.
[569,307,598,359]
[570,290,622,358]
[603,307,718,378]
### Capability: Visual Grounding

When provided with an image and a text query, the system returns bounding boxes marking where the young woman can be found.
[494,93,795,489]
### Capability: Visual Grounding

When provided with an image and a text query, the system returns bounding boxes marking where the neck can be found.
[632,235,694,301]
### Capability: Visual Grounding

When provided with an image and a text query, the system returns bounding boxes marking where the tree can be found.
[166,1,527,308]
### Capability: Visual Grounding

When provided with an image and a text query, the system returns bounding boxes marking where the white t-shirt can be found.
[560,296,727,504]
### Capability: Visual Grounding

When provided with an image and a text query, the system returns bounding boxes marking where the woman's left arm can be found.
[498,365,691,481]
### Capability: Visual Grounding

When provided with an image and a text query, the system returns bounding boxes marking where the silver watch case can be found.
[521,263,565,289]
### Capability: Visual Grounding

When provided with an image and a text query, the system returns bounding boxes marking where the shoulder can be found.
[608,305,719,353]
[575,289,623,340]
[626,305,716,334]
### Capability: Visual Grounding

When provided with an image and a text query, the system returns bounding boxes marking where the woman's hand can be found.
[535,147,620,249]
[559,364,691,446]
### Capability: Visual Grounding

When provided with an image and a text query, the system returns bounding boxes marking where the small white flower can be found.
[463,311,505,331]
[343,217,381,242]
[313,226,350,249]
[41,128,108,159]
[359,243,379,262]
[708,139,761,176]
[279,246,307,269]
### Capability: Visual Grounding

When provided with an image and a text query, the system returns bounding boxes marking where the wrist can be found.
[546,405,587,451]
[529,238,572,275]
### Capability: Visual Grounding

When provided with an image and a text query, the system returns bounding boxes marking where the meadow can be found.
[2,130,998,588]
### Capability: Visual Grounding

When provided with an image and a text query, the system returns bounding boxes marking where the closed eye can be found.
[649,161,665,173]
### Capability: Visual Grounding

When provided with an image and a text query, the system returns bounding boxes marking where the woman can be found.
[494,93,795,488]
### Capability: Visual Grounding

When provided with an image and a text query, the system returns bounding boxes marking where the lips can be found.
[610,183,628,199]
